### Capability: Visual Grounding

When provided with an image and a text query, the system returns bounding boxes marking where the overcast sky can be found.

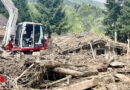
[95,0,106,3]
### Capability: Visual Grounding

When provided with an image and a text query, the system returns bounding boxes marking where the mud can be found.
[0,32,129,90]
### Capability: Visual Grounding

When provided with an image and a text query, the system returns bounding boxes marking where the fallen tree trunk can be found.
[52,67,84,77]
[53,78,98,90]
[52,67,98,77]
[37,60,88,69]
[38,60,61,68]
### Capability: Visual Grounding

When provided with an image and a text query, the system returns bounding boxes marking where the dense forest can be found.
[104,0,130,42]
[0,0,129,42]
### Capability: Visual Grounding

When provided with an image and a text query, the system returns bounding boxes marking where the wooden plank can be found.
[127,39,130,55]
[89,42,95,60]
[52,67,98,77]
[52,67,84,77]
[53,78,98,90]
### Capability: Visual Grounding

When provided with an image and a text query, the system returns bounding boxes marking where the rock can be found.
[109,61,125,68]
[32,52,41,56]
[107,68,113,72]
[114,74,130,82]
[53,78,98,90]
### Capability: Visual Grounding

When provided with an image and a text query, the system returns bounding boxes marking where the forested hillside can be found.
[63,0,105,34]
[64,0,106,9]
[103,0,130,42]
[0,0,129,42]
[0,0,105,35]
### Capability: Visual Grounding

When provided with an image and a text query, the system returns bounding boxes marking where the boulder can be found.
[32,52,41,56]
[109,61,125,68]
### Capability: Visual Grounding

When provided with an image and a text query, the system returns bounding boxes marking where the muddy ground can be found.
[0,32,130,90]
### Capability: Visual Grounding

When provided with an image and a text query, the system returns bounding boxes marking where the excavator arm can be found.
[1,0,18,47]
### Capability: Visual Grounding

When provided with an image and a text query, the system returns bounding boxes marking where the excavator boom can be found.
[1,0,18,47]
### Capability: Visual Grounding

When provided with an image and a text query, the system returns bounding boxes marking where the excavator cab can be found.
[12,22,48,52]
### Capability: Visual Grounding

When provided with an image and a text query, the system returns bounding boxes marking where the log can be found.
[118,70,130,74]
[53,78,98,90]
[14,64,34,82]
[127,39,130,55]
[53,67,84,77]
[37,60,61,68]
[114,74,130,82]
[52,67,98,77]
[37,60,88,68]
[89,42,95,60]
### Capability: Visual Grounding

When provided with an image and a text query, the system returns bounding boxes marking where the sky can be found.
[95,0,106,3]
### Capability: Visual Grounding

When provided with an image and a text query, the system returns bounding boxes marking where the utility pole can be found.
[127,32,130,55]
[115,31,117,43]
[127,39,130,55]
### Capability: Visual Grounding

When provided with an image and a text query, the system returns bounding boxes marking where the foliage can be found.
[0,0,106,36]
[64,0,106,10]
[12,0,31,23]
[63,5,84,34]
[104,0,130,42]
[0,1,8,17]
[34,0,69,35]
[103,0,122,39]
[0,0,31,23]
[77,4,105,33]
[116,0,130,42]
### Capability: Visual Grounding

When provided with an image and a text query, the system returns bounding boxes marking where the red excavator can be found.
[0,0,48,53]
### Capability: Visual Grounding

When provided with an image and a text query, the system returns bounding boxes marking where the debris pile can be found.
[0,32,129,90]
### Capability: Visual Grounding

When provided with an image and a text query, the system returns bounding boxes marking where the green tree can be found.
[12,0,31,23]
[116,0,130,42]
[0,1,8,17]
[77,4,104,32]
[0,0,31,23]
[64,5,84,34]
[103,0,123,39]
[35,0,69,36]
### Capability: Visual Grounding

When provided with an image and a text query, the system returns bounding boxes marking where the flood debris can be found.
[114,74,130,82]
[0,32,129,90]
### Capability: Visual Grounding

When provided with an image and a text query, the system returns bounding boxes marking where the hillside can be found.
[0,0,105,35]
[63,0,105,34]
[27,0,105,34]
[28,0,106,10]
[64,0,106,10]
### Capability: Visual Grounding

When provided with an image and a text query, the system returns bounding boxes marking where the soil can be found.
[0,32,129,90]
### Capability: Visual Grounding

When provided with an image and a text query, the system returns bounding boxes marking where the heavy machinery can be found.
[0,0,48,52]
